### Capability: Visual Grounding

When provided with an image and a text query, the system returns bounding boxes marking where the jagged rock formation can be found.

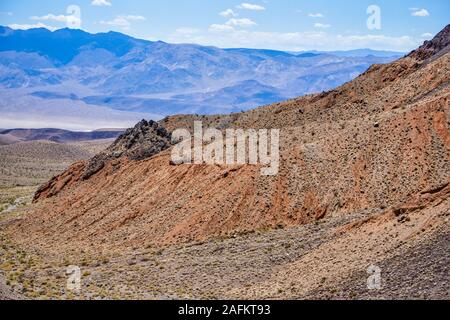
[14,25,450,250]
[33,119,171,201]
[81,119,171,180]
[408,24,450,61]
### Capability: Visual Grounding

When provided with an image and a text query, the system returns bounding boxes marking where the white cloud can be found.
[335,34,416,50]
[220,9,238,18]
[99,15,145,30]
[166,28,420,52]
[8,22,58,31]
[209,24,235,33]
[30,11,82,29]
[92,0,112,6]
[0,12,13,16]
[210,18,257,32]
[421,32,433,38]
[226,18,257,27]
[31,14,71,22]
[124,15,146,21]
[314,23,330,29]
[410,8,429,17]
[237,3,266,11]
[308,13,324,18]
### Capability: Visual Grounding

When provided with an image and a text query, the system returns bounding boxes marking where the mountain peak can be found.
[80,119,172,180]
[409,24,450,60]
[110,119,171,157]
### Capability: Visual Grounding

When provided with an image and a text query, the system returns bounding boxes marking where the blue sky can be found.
[0,0,448,51]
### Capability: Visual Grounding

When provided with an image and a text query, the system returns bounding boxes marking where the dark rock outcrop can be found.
[33,119,172,202]
[82,119,172,180]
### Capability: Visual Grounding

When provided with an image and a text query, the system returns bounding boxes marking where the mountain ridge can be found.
[24,24,450,247]
[0,25,403,130]
[1,24,449,300]
[0,128,125,144]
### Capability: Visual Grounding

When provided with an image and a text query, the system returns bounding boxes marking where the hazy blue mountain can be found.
[0,26,403,130]
[295,49,405,58]
[0,26,147,64]
[0,128,124,144]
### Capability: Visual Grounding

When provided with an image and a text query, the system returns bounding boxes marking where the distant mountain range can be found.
[0,128,124,145]
[0,26,404,130]
[291,48,405,58]
[22,26,450,302]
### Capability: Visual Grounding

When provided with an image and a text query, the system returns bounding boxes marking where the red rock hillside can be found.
[9,25,450,250]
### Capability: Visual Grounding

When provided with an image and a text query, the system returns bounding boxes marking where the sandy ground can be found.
[0,274,24,300]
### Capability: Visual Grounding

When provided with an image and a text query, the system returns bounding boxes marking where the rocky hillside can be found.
[1,25,449,300]
[33,120,171,200]
[16,25,449,249]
